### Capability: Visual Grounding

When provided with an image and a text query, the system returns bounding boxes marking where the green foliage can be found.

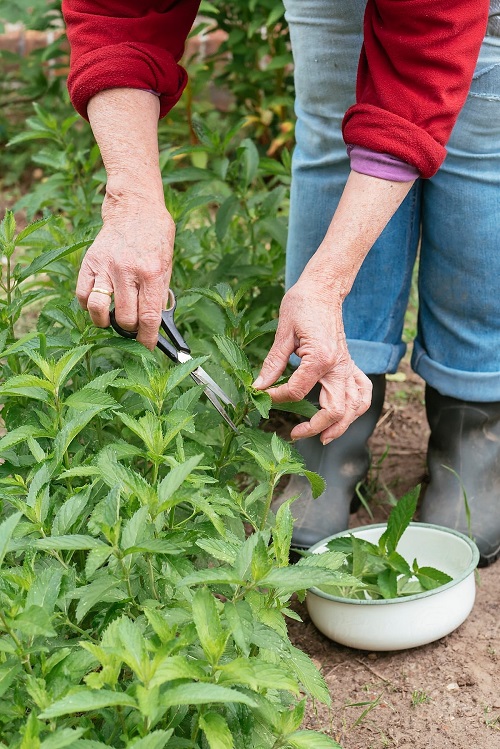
[162,113,291,372]
[0,2,73,184]
[411,689,431,707]
[8,104,100,225]
[0,207,345,746]
[201,0,294,150]
[0,6,346,743]
[323,488,453,599]
[0,1,62,32]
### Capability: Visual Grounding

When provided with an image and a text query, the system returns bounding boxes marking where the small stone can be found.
[446,682,459,691]
[367,653,377,660]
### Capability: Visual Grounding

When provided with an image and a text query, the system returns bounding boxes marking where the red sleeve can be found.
[61,0,200,120]
[342,0,489,178]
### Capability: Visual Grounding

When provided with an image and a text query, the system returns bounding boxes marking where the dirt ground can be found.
[289,358,500,749]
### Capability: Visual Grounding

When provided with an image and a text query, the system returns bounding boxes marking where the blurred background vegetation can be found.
[0,0,298,390]
[0,0,294,191]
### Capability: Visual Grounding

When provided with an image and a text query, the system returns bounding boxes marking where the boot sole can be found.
[478,547,500,568]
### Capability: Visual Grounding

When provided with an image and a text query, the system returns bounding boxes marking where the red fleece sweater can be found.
[62,0,489,178]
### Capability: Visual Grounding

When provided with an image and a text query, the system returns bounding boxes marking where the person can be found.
[61,1,498,564]
[272,0,500,568]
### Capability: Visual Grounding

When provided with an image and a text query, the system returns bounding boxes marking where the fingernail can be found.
[322,438,333,446]
[252,376,264,389]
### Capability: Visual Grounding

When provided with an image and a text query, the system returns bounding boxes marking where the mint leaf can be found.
[416,566,453,591]
[379,486,419,554]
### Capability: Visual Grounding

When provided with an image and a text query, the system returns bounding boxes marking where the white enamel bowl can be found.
[306,523,480,651]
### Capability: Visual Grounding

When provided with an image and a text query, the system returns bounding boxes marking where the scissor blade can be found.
[186,368,238,432]
[203,387,239,433]
[176,352,238,430]
[177,353,236,406]
[191,366,237,408]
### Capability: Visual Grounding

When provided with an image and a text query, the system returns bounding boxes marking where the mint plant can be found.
[0,209,353,747]
[322,487,453,600]
[0,31,351,739]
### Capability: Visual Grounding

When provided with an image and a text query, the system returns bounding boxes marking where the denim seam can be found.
[472,61,500,79]
[469,92,500,101]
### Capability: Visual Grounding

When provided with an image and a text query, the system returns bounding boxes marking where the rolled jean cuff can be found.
[289,339,406,374]
[412,340,500,401]
[347,339,406,374]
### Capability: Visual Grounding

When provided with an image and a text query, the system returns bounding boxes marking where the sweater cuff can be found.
[343,104,447,179]
[347,145,419,182]
[67,42,187,120]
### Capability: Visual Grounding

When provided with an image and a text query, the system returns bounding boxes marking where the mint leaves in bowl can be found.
[305,488,480,651]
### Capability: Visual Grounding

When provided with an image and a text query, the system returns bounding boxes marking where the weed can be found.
[355,445,392,519]
[345,693,383,728]
[484,706,500,730]
[441,465,473,540]
[367,734,394,749]
[411,689,431,707]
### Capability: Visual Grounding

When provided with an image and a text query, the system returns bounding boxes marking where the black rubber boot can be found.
[420,385,500,567]
[272,375,386,549]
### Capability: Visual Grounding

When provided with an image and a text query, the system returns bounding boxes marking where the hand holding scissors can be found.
[110,289,238,432]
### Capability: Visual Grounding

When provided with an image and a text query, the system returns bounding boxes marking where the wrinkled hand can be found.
[253,280,373,444]
[76,196,175,350]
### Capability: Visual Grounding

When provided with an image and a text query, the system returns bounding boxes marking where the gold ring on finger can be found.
[90,287,113,297]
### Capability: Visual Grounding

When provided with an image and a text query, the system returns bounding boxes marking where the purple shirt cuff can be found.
[347,145,419,182]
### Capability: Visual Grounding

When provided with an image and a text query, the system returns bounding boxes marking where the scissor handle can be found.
[109,307,179,363]
[109,309,137,339]
[160,289,190,354]
[156,333,179,363]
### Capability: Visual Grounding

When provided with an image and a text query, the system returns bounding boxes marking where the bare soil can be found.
[291,357,500,749]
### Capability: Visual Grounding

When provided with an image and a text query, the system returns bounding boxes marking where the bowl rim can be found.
[307,522,480,605]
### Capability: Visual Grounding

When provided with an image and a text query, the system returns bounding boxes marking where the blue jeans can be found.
[284,0,500,401]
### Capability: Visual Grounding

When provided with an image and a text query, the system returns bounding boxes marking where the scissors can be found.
[109,289,238,432]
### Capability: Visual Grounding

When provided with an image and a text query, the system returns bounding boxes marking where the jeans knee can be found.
[294,116,345,166]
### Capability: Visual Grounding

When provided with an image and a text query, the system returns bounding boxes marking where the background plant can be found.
[200,0,294,152]
[5,100,291,367]
[0,0,69,184]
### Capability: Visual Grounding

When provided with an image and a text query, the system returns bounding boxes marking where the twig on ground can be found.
[355,657,393,685]
[324,661,352,679]
[375,407,394,430]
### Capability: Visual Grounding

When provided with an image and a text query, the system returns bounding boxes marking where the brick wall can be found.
[0,21,227,63]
